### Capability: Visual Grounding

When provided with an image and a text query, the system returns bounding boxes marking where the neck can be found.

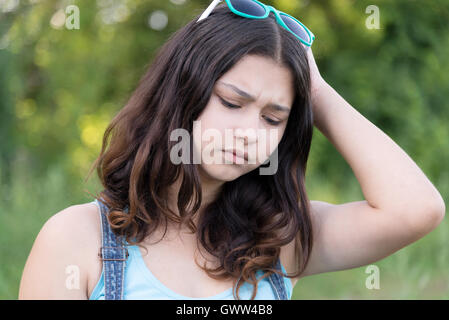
[161,167,225,235]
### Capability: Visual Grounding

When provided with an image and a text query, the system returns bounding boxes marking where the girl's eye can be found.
[219,97,282,126]
[263,116,282,126]
[219,97,241,109]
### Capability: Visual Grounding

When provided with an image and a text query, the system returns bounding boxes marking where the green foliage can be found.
[0,0,448,299]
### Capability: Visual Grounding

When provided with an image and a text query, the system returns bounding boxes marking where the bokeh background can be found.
[1,0,448,299]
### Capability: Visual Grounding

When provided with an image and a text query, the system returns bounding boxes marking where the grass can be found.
[0,157,100,299]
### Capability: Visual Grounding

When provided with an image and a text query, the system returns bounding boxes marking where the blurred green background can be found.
[1,0,448,299]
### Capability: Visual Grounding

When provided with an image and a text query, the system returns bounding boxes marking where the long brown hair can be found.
[86,4,314,300]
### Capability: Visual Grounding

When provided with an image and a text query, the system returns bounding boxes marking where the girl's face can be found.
[193,54,295,182]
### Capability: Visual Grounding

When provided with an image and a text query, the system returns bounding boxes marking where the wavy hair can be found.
[86,3,314,300]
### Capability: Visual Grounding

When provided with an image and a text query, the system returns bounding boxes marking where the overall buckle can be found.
[98,246,129,261]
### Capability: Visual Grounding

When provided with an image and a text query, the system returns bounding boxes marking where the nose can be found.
[233,116,259,146]
[235,129,257,146]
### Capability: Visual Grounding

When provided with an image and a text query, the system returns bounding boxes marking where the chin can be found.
[199,163,245,182]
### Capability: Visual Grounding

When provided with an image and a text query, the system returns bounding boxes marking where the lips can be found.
[223,148,248,161]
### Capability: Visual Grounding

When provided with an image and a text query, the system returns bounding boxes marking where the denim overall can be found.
[95,198,289,300]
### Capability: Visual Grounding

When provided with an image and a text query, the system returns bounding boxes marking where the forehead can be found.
[216,55,295,105]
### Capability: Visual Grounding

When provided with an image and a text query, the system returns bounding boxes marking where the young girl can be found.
[19,1,445,300]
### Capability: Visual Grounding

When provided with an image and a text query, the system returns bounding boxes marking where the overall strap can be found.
[95,198,129,300]
[267,258,289,300]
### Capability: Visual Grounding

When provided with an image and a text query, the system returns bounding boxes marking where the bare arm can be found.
[290,48,445,281]
[312,81,445,219]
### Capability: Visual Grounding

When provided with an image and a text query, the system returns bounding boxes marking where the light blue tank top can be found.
[89,244,293,300]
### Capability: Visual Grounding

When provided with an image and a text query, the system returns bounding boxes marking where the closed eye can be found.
[219,97,240,109]
[218,97,283,126]
[263,116,282,125]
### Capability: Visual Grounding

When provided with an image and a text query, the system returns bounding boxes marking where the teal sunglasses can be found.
[197,0,315,47]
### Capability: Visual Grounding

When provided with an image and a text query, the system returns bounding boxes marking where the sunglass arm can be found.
[197,0,223,22]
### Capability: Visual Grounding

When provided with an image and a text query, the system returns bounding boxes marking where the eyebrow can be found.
[218,81,291,113]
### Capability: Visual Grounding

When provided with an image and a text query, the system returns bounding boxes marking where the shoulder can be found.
[48,201,102,244]
[40,202,102,259]
[19,201,102,299]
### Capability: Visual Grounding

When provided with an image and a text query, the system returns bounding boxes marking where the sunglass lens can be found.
[229,0,266,17]
[280,14,310,43]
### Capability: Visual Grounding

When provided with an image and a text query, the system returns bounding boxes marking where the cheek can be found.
[258,128,283,157]
[192,114,226,163]
[239,132,280,170]
[193,103,231,144]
